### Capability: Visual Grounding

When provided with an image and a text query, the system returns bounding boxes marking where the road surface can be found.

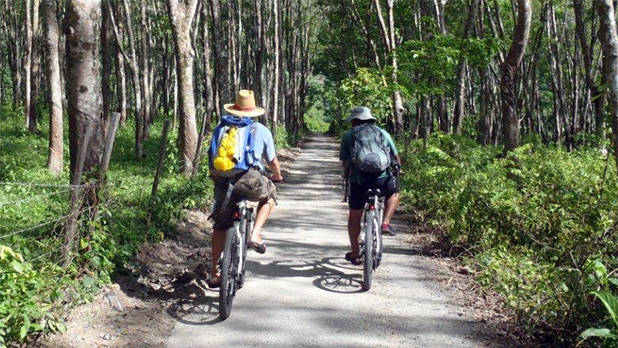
[167,134,485,348]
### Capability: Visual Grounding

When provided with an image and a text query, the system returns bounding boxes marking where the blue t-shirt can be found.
[249,121,276,170]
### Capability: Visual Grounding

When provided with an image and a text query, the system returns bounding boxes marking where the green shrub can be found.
[0,246,66,345]
[0,106,215,344]
[400,133,618,342]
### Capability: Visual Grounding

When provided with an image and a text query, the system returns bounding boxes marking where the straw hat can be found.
[224,90,266,117]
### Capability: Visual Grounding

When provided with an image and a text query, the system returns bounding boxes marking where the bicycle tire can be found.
[219,224,238,320]
[362,209,375,291]
[239,207,252,288]
[375,205,384,268]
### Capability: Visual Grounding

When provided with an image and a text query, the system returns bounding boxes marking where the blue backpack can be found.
[208,116,255,177]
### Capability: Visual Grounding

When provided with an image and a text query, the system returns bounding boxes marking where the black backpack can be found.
[350,124,391,173]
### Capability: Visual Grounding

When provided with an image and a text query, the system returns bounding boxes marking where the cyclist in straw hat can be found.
[206,89,283,288]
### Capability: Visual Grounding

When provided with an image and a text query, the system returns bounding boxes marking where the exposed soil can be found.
[399,210,525,345]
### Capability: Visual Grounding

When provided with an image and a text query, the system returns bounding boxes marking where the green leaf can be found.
[580,328,616,339]
[592,291,618,327]
[80,238,88,250]
[610,278,618,287]
[594,260,608,279]
[19,325,28,340]
[10,260,24,274]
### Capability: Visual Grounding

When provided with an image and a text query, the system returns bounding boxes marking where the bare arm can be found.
[268,157,283,181]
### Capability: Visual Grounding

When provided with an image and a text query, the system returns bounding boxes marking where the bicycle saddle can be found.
[365,188,382,197]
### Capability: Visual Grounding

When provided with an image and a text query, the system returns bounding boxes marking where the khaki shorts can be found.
[211,168,276,230]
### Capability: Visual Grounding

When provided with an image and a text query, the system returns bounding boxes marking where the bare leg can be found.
[383,193,400,225]
[211,228,226,278]
[348,209,363,256]
[250,198,275,243]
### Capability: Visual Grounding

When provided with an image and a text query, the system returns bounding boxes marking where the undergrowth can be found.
[0,105,213,345]
[400,133,618,345]
[0,103,303,345]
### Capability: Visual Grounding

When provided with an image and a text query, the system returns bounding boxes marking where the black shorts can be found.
[348,175,399,210]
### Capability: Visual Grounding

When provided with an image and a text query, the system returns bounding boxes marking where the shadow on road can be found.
[246,256,365,294]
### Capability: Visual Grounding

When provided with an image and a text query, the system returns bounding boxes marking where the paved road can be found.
[167,134,485,348]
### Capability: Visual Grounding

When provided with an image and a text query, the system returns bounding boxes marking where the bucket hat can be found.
[224,90,266,117]
[347,106,376,122]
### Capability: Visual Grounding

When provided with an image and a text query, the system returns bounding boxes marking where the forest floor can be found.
[41,135,517,348]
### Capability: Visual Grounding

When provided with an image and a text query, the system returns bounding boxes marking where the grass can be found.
[0,104,213,344]
[0,103,305,344]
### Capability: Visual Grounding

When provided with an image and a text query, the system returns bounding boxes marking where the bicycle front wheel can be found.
[219,224,238,319]
[362,210,375,291]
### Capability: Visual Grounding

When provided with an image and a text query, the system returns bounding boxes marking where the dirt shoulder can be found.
[399,211,525,345]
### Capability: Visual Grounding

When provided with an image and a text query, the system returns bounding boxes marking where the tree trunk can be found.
[453,0,478,135]
[101,0,112,135]
[372,0,403,134]
[44,0,63,174]
[574,0,605,138]
[254,0,265,124]
[25,0,33,130]
[65,0,104,183]
[270,0,280,137]
[116,46,128,124]
[432,0,450,134]
[3,1,22,108]
[166,0,199,176]
[28,0,41,133]
[192,2,215,175]
[596,0,618,171]
[386,0,404,134]
[201,2,214,131]
[110,0,128,125]
[372,0,391,53]
[210,0,227,118]
[108,0,144,156]
[140,4,152,141]
[501,0,531,153]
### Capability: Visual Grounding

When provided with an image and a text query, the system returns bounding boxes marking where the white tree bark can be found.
[43,0,63,174]
[166,0,199,175]
[596,0,618,171]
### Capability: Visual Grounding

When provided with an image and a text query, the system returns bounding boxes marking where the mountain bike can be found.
[216,175,281,319]
[360,188,385,291]
[218,198,254,319]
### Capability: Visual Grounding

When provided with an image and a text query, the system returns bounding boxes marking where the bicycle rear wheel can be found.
[362,210,375,291]
[219,224,238,319]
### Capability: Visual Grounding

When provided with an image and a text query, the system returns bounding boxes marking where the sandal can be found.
[249,241,266,254]
[345,252,362,265]
[206,275,221,289]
